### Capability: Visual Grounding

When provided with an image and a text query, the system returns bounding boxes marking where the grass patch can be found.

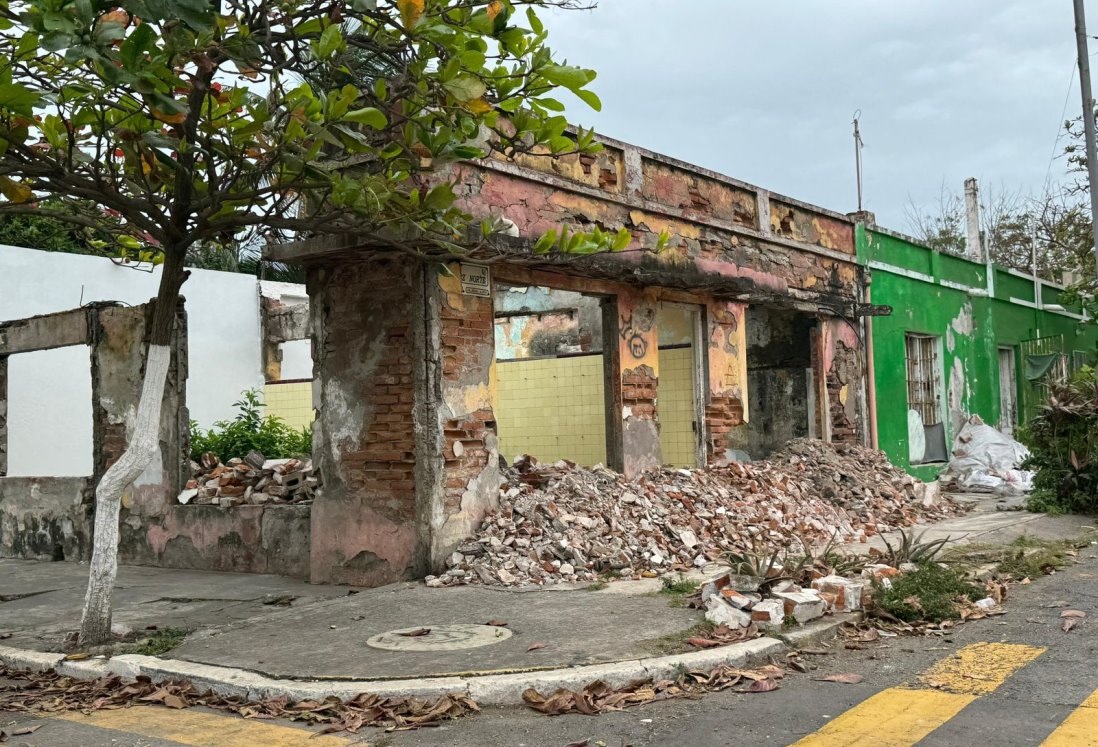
[659,575,699,596]
[641,621,717,656]
[873,562,983,623]
[582,582,609,592]
[943,532,1094,580]
[134,627,188,656]
[657,575,700,608]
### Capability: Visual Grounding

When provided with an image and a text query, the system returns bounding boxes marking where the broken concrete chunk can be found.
[750,599,784,629]
[244,450,266,469]
[773,590,826,623]
[719,589,756,610]
[704,597,752,629]
[811,575,865,612]
[177,488,198,505]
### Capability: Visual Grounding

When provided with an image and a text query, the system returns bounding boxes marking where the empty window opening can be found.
[493,284,608,467]
[657,304,701,467]
[905,333,947,464]
[998,347,1017,438]
[732,307,814,459]
[6,346,93,476]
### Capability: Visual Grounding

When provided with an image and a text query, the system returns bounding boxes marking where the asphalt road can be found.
[4,544,1098,747]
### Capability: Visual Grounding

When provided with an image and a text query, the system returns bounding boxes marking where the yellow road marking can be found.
[917,642,1047,695]
[1041,688,1098,746]
[793,642,1046,746]
[55,705,351,747]
[791,688,976,747]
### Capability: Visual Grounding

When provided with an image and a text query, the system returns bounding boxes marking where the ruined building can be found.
[267,135,871,586]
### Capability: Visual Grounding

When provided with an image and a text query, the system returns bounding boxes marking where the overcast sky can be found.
[540,0,1090,231]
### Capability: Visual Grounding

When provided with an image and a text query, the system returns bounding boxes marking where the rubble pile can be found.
[177,451,316,507]
[767,438,951,525]
[435,440,963,588]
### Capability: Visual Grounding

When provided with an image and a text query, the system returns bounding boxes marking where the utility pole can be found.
[852,111,864,212]
[1073,0,1098,278]
[963,177,984,261]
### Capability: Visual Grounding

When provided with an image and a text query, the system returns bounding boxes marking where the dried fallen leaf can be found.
[163,694,187,709]
[1062,619,1079,633]
[686,637,721,649]
[11,725,41,736]
[1060,610,1086,619]
[0,633,11,640]
[741,678,779,693]
[817,673,864,684]
[397,628,431,637]
[564,741,590,747]
[527,642,546,652]
[486,620,508,627]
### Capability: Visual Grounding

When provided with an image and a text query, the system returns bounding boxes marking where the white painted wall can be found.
[0,245,270,476]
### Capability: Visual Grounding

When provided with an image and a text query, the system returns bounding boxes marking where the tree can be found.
[0,0,624,644]
[905,184,1094,283]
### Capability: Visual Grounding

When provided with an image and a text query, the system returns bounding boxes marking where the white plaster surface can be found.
[0,245,279,475]
[7,346,94,476]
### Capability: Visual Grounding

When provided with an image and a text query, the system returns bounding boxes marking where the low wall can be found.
[120,505,311,579]
[0,476,92,561]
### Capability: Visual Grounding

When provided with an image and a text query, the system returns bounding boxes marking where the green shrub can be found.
[1024,366,1098,514]
[873,562,983,623]
[189,389,311,463]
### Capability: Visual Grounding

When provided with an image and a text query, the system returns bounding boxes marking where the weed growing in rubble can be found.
[877,528,950,567]
[872,562,983,623]
[135,628,188,656]
[190,389,311,463]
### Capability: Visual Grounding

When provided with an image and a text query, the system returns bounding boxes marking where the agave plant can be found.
[877,527,950,567]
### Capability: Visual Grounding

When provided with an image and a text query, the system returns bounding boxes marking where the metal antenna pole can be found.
[853,110,864,212]
[1073,0,1098,278]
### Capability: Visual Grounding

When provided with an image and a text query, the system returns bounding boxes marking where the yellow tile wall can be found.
[659,346,697,467]
[495,354,607,466]
[263,382,315,432]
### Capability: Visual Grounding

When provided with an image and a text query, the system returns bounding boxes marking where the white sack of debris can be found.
[940,416,1034,495]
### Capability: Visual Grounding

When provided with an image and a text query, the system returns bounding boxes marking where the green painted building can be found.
[856,224,1098,480]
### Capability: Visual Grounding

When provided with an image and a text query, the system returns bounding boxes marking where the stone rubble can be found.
[178,450,317,507]
[435,439,963,588]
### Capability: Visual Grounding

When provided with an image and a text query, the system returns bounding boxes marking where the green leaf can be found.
[423,183,456,210]
[574,88,602,112]
[541,64,596,91]
[0,83,39,115]
[443,75,487,103]
[343,107,387,129]
[526,7,544,35]
[316,24,343,58]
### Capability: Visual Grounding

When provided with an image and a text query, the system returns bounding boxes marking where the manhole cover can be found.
[366,624,513,652]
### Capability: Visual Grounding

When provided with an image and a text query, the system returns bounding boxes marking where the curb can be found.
[0,618,848,706]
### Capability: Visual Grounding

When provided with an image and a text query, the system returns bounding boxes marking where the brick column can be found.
[704,302,748,464]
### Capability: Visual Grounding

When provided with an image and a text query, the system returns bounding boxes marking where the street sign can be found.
[459,263,491,297]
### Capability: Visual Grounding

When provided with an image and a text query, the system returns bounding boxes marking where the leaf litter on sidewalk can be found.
[522,664,785,716]
[0,666,477,735]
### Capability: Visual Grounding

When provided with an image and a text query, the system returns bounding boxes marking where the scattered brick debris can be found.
[178,451,316,507]
[436,439,963,588]
[0,666,476,735]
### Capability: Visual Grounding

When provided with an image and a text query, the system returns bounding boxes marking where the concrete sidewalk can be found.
[1,494,1093,705]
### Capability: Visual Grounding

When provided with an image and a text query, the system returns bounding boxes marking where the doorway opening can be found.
[734,307,814,459]
[657,304,703,467]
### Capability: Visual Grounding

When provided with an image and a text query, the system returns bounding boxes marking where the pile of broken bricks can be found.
[435,439,963,588]
[177,451,317,507]
[700,564,901,632]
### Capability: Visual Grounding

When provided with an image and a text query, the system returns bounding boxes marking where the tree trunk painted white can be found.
[78,343,171,645]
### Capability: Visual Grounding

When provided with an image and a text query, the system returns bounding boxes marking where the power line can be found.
[1046,58,1079,188]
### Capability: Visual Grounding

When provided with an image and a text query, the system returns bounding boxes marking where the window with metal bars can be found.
[904,334,941,426]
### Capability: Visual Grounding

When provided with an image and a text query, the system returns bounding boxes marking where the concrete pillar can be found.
[703,301,748,464]
[614,289,661,477]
